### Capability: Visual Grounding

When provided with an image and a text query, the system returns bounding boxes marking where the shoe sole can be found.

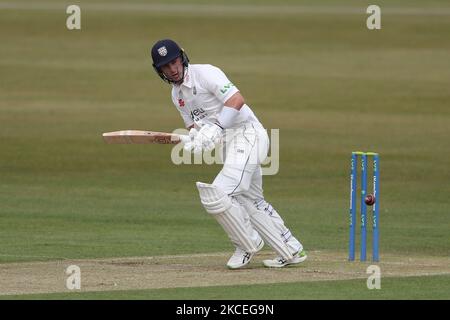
[227,239,265,269]
[263,254,307,268]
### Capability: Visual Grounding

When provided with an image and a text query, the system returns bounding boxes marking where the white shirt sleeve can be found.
[199,65,239,103]
[171,93,194,128]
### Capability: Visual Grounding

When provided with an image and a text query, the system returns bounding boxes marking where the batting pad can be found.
[237,196,293,261]
[196,182,258,253]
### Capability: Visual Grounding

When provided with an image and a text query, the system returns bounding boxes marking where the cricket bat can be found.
[102,130,186,144]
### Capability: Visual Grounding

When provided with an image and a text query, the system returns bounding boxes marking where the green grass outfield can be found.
[0,0,449,299]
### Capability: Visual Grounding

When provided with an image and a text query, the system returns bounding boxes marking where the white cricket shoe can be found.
[263,249,307,268]
[227,239,264,269]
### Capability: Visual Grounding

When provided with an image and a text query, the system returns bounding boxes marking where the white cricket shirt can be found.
[171,64,261,129]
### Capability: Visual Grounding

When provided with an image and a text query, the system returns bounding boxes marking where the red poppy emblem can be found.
[178,99,185,107]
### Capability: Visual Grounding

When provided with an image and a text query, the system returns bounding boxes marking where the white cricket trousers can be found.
[212,123,303,254]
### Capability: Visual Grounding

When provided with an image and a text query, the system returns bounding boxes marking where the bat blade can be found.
[102,130,183,144]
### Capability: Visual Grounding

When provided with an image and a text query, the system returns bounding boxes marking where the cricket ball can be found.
[365,194,376,206]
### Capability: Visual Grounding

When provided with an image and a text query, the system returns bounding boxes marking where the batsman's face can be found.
[161,57,183,83]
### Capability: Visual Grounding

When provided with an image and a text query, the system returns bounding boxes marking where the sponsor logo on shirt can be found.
[190,108,207,121]
[220,82,235,94]
[178,99,185,107]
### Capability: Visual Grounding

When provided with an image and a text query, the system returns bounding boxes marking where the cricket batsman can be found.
[150,39,307,268]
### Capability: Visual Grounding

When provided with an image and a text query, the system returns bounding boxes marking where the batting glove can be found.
[181,127,198,152]
[193,123,223,154]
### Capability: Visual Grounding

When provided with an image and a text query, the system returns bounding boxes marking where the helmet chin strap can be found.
[180,64,189,83]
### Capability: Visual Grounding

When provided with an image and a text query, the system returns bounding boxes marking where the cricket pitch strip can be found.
[1,250,449,296]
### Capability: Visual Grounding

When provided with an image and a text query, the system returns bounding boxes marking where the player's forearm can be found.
[224,92,245,111]
[216,92,245,129]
